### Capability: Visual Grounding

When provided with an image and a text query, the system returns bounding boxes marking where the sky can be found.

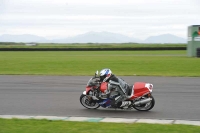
[0,0,200,39]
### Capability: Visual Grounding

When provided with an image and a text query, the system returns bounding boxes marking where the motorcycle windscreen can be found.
[100,82,108,93]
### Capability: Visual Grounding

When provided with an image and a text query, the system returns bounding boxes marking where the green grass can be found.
[0,50,199,76]
[0,119,199,133]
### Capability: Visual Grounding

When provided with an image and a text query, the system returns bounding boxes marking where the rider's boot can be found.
[119,101,131,108]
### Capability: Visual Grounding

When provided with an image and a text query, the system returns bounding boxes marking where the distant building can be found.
[25,43,37,46]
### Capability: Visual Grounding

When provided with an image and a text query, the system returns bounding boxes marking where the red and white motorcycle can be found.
[80,71,155,111]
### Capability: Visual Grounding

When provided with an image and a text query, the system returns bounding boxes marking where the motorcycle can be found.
[80,71,155,111]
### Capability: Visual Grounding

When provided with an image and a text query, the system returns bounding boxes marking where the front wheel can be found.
[80,94,100,109]
[133,95,155,111]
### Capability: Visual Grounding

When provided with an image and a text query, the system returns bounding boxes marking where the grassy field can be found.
[0,119,199,133]
[0,43,186,48]
[0,50,199,76]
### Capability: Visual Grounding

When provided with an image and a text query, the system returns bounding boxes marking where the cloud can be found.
[0,0,7,13]
[0,0,200,39]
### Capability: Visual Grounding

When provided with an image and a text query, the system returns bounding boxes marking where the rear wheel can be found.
[80,94,100,109]
[133,95,155,111]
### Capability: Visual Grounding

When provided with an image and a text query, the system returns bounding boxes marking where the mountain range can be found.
[0,32,186,43]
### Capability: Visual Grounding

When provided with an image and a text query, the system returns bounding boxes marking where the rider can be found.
[99,68,131,108]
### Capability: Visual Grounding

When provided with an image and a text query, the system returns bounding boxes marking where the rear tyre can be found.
[80,94,100,109]
[133,95,155,111]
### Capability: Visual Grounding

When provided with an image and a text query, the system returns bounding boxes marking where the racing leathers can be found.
[104,74,131,108]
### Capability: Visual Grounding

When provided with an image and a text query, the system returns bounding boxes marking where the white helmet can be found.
[99,68,112,82]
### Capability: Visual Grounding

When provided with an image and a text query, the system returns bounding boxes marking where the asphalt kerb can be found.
[0,115,200,126]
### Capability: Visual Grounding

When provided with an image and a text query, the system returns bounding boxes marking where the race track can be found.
[0,75,200,120]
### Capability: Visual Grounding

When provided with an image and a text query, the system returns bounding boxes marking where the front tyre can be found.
[80,94,100,109]
[133,95,155,111]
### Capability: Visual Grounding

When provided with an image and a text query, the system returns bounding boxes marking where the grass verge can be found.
[0,118,200,133]
[0,51,199,76]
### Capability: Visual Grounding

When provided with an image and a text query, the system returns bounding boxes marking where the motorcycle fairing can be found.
[100,82,108,93]
[98,99,111,108]
[86,86,92,94]
[130,82,152,100]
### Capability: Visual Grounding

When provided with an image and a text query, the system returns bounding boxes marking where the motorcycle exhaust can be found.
[134,98,152,106]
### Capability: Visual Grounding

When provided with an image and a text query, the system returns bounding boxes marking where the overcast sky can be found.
[0,0,200,39]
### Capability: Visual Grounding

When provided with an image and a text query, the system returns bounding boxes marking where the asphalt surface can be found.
[0,75,200,120]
